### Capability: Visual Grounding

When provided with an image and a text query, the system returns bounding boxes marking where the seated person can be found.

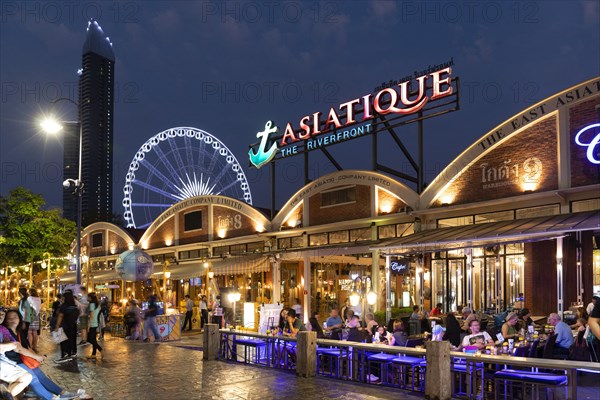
[0,342,32,398]
[345,315,364,342]
[461,319,494,350]
[308,312,324,339]
[430,303,443,317]
[501,312,520,340]
[548,313,574,356]
[325,309,343,340]
[282,309,305,338]
[518,308,534,331]
[410,305,424,320]
[461,307,478,331]
[277,308,289,333]
[444,313,462,347]
[344,309,355,328]
[373,326,394,345]
[392,319,408,346]
[365,313,378,337]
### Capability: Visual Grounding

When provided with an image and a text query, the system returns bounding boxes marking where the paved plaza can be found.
[30,331,600,399]
[34,332,423,400]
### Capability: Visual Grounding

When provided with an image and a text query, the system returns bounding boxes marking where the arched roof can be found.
[139,195,270,245]
[272,169,419,228]
[75,222,136,251]
[421,76,600,208]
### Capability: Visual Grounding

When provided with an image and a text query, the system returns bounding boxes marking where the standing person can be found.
[17,288,32,344]
[86,293,103,359]
[124,300,143,340]
[182,295,194,332]
[49,294,62,332]
[98,297,109,339]
[340,298,351,322]
[27,288,42,352]
[77,287,89,345]
[199,296,208,331]
[142,295,161,342]
[211,296,223,328]
[53,291,80,362]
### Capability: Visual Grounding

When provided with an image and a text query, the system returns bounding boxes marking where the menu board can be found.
[258,304,283,333]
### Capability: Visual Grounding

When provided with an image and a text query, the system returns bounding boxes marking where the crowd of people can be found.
[0,286,98,399]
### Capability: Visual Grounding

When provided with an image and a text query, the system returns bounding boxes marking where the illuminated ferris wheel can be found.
[122,127,252,228]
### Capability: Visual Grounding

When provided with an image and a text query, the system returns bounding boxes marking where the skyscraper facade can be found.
[64,20,115,224]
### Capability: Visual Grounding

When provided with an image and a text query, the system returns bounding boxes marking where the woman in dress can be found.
[86,293,103,359]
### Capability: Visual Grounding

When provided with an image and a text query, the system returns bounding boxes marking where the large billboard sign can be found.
[249,66,456,168]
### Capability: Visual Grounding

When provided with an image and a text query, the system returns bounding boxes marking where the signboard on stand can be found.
[258,303,283,333]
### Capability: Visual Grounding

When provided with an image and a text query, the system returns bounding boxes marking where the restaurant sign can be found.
[249,67,455,168]
[575,123,600,164]
[390,258,410,275]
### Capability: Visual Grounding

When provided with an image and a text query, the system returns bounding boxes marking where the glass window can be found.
[350,228,371,242]
[437,216,474,228]
[516,204,560,219]
[92,233,103,248]
[290,236,304,248]
[328,230,349,244]
[213,246,228,257]
[378,225,396,239]
[475,210,514,223]
[397,223,414,236]
[572,198,600,212]
[309,233,328,246]
[247,242,264,253]
[321,186,356,207]
[184,211,202,231]
[593,249,600,295]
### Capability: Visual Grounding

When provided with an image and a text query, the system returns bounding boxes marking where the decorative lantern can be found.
[115,248,154,282]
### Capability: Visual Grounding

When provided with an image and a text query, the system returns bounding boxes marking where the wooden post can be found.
[425,341,452,400]
[296,331,316,377]
[202,323,220,361]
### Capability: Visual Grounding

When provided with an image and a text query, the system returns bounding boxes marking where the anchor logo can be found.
[249,121,278,169]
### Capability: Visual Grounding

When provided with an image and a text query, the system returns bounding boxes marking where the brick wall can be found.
[213,206,257,238]
[149,216,176,248]
[435,116,559,207]
[108,231,128,254]
[308,185,371,225]
[569,97,600,187]
[178,206,208,245]
[376,187,407,216]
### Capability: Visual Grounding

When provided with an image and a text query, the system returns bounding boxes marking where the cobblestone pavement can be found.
[32,331,600,400]
[34,331,423,400]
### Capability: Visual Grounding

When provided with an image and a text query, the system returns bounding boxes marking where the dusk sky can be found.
[1,1,598,219]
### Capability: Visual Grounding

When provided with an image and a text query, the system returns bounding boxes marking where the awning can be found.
[60,255,271,283]
[372,210,600,255]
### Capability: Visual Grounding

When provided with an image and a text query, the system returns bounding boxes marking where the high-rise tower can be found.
[64,19,115,224]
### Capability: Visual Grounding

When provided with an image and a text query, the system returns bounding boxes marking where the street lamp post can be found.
[41,252,51,307]
[349,275,377,326]
[40,97,83,286]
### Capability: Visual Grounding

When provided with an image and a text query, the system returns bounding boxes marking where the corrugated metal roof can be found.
[372,210,600,255]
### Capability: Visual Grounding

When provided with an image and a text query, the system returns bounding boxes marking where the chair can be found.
[494,369,567,400]
[513,346,528,357]
[528,339,540,358]
[541,334,558,359]
[390,355,427,391]
[317,347,345,378]
[405,338,425,348]
[232,336,267,364]
[366,352,396,384]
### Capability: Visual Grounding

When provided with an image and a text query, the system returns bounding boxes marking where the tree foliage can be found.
[0,187,76,266]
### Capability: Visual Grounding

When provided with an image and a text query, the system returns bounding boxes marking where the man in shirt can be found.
[548,313,574,356]
[282,309,305,338]
[182,295,194,331]
[461,307,478,331]
[461,320,494,350]
[325,309,343,340]
[586,295,599,317]
[430,303,443,317]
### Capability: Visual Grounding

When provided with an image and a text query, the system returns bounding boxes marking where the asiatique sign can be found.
[249,67,455,168]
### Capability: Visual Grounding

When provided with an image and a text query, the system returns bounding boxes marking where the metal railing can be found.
[216,330,600,399]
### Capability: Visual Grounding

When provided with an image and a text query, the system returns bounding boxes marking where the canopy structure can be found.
[372,210,600,255]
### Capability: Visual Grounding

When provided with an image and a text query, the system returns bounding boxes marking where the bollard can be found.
[296,331,317,377]
[425,340,452,400]
[202,323,219,361]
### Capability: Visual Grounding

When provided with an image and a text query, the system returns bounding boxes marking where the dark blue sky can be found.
[1,1,598,218]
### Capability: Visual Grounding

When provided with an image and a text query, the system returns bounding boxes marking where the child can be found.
[373,326,394,345]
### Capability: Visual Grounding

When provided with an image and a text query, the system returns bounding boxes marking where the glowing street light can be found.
[39,97,83,286]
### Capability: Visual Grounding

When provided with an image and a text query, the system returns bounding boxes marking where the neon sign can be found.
[575,123,600,164]
[249,67,454,168]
